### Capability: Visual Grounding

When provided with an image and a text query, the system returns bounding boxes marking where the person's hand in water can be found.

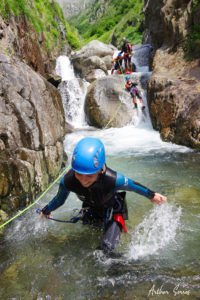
[151,193,167,205]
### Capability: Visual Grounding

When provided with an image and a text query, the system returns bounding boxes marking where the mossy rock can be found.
[0,209,8,222]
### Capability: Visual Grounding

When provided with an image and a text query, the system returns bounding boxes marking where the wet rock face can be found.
[0,14,67,217]
[147,51,200,149]
[0,56,65,211]
[144,0,200,150]
[143,0,193,50]
[0,15,61,78]
[85,76,133,128]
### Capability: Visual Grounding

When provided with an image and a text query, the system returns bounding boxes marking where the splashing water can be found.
[127,203,182,260]
[5,209,50,244]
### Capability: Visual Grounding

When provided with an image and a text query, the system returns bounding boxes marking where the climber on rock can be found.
[125,75,145,110]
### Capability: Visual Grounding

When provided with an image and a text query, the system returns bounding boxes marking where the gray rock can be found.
[0,56,65,210]
[85,76,133,128]
[71,40,116,82]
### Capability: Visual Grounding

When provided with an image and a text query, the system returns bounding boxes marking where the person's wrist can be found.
[149,191,155,200]
[41,205,50,215]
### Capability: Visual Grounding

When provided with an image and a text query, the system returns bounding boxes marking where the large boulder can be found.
[0,54,65,213]
[84,76,133,128]
[71,40,116,82]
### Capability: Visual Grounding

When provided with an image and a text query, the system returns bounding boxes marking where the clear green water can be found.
[0,127,200,300]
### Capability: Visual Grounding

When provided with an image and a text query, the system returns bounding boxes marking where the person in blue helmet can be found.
[41,137,167,254]
[125,75,145,110]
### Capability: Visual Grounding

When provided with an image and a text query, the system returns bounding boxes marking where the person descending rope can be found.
[119,37,133,72]
[125,75,145,110]
[40,137,167,254]
[111,51,124,75]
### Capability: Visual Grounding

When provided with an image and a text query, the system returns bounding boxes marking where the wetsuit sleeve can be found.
[115,172,155,199]
[41,176,70,215]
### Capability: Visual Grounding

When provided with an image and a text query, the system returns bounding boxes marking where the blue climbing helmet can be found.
[125,75,131,81]
[71,137,106,174]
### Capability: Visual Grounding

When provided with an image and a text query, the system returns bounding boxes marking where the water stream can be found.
[0,50,199,300]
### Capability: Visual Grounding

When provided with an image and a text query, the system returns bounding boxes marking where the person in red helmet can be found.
[41,137,167,254]
[125,75,145,110]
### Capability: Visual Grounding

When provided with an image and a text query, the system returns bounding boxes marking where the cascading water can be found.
[132,44,153,73]
[55,55,89,127]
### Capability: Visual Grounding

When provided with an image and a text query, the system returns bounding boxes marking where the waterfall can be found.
[55,55,89,127]
[132,44,153,72]
[56,45,153,130]
[55,55,75,81]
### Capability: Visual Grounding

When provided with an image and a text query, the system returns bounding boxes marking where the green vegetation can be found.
[0,0,81,50]
[184,1,200,59]
[69,0,144,47]
[184,24,200,59]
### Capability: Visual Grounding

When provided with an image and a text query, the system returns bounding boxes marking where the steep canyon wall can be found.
[143,0,200,149]
[0,15,66,221]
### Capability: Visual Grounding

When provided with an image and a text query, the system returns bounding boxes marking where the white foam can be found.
[64,125,192,159]
[55,55,75,81]
[127,203,182,260]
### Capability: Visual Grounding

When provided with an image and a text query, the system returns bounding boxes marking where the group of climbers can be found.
[111,37,136,75]
[111,37,145,112]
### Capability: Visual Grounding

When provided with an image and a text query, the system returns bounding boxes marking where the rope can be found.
[104,100,122,129]
[0,165,70,230]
